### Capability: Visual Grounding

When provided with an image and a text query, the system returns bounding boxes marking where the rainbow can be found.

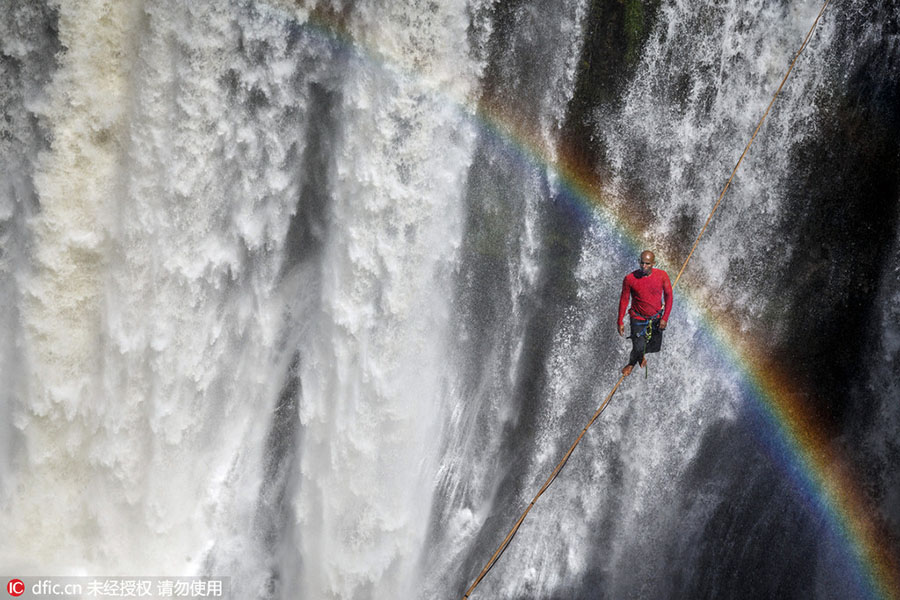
[489,107,900,600]
[266,4,900,598]
[491,104,900,600]
[681,290,900,600]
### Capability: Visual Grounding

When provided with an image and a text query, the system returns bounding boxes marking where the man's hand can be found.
[659,319,667,330]
[618,323,625,337]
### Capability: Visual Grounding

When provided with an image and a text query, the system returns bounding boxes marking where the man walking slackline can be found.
[617,250,673,376]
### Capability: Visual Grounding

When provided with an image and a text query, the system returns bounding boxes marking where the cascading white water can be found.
[473,2,842,597]
[596,3,839,591]
[413,2,592,597]
[5,0,155,572]
[605,0,835,303]
[288,2,484,598]
[3,0,305,575]
[0,3,59,501]
[2,0,487,595]
[2,1,898,599]
[425,1,890,599]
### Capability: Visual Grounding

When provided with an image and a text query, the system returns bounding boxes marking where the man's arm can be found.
[618,276,630,336]
[660,271,673,329]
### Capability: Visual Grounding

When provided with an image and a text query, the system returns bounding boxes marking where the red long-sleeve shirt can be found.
[617,268,673,327]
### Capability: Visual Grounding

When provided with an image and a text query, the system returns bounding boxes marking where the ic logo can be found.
[6,580,24,597]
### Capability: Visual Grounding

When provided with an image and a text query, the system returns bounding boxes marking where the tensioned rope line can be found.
[673,0,831,288]
[461,1,831,597]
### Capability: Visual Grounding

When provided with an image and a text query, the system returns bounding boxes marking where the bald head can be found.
[639,250,655,274]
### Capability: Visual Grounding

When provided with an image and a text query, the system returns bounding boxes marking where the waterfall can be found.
[1,1,898,599]
[285,2,484,598]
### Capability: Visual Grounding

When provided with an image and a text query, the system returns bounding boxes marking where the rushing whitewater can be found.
[1,1,898,599]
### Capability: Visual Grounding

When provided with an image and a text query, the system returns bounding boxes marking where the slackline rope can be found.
[461,1,831,597]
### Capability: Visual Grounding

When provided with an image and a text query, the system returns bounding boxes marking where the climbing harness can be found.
[460,1,831,597]
[629,308,664,342]
[629,316,655,341]
[630,308,663,378]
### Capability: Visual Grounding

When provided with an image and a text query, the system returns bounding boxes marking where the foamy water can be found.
[1,1,897,599]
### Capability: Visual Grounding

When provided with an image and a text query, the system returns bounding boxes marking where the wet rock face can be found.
[564,0,900,431]
[774,15,900,431]
[532,4,900,595]
[563,0,662,176]
[4,2,898,597]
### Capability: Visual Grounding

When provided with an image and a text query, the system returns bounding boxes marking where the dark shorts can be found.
[627,316,663,366]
